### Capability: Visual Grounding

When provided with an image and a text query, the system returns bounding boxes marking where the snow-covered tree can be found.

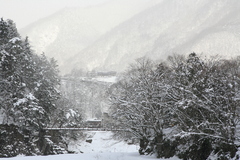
[111,54,240,159]
[165,53,239,159]
[0,18,24,124]
[0,18,66,156]
[0,19,61,130]
[110,57,175,155]
[32,54,61,127]
[49,95,83,128]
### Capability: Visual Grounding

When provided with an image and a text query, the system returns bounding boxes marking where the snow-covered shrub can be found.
[156,138,177,158]
[175,135,213,160]
[37,129,68,155]
[0,124,40,157]
[174,134,238,160]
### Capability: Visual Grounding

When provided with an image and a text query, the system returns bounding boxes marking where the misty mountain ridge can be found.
[20,0,240,74]
[20,0,162,68]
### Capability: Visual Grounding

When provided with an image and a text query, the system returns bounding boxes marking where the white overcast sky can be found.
[0,0,109,29]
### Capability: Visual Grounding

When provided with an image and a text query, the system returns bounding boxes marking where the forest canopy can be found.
[0,18,78,157]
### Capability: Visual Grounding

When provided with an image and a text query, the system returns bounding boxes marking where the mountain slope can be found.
[66,0,240,73]
[20,0,163,67]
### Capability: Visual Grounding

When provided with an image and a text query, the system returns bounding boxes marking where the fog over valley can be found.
[1,0,240,159]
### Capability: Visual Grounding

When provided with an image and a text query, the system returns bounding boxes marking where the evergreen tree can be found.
[33,54,60,127]
[0,18,66,157]
[0,19,61,129]
[0,18,22,124]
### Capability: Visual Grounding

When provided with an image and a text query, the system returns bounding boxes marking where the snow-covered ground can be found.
[4,153,179,160]
[1,131,180,160]
[68,131,137,153]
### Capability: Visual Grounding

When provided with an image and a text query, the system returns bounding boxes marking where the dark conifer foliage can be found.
[0,18,60,130]
[0,18,64,157]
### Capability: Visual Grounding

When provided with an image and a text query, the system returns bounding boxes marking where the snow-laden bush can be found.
[0,124,68,157]
[0,124,40,157]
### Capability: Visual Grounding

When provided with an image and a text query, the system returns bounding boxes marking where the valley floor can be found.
[1,131,180,160]
[0,152,180,160]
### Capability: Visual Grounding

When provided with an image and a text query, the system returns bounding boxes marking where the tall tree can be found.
[110,58,174,155]
[32,54,61,127]
[0,18,61,129]
[0,18,23,124]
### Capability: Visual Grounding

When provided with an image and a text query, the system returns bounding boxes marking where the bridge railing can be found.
[43,127,129,132]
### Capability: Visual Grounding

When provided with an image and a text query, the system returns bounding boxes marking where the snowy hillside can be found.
[19,0,163,68]
[19,0,240,74]
[66,0,240,73]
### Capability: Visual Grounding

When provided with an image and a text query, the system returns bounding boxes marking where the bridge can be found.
[43,127,129,132]
[41,127,141,140]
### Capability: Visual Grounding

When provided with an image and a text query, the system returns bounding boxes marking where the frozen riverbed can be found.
[1,131,180,160]
[1,152,180,160]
